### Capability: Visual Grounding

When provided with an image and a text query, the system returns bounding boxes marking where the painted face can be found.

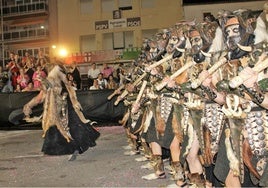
[190,35,203,54]
[225,24,241,50]
[149,41,158,58]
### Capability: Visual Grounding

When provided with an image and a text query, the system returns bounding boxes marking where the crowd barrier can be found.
[0,89,126,127]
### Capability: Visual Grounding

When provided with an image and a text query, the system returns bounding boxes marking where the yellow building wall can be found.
[56,0,184,54]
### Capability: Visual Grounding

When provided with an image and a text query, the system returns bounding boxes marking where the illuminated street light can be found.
[59,48,68,57]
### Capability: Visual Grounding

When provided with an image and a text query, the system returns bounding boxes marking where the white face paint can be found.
[190,35,203,51]
[225,24,241,50]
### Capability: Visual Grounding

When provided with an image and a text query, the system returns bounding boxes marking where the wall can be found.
[56,0,183,55]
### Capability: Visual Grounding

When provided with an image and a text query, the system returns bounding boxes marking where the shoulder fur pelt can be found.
[42,65,89,142]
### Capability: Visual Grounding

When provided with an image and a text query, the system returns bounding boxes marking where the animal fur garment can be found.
[42,64,90,142]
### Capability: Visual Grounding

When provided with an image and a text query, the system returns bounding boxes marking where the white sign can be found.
[108,18,127,29]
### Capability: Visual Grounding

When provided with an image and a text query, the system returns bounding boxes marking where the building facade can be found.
[0,0,266,65]
[0,0,57,63]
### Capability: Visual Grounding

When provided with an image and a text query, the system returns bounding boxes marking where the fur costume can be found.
[24,63,100,155]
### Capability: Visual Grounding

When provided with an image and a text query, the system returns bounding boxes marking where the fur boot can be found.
[142,155,166,180]
[170,161,185,181]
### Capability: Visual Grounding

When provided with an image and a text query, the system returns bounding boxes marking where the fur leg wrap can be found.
[152,155,165,174]
[171,161,185,181]
[225,128,240,176]
[141,142,152,159]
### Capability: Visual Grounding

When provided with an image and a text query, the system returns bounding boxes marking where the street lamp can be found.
[59,48,67,58]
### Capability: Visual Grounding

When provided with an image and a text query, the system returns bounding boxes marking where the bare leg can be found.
[186,131,202,174]
[170,136,180,162]
[151,141,162,155]
[225,170,241,187]
[170,136,187,187]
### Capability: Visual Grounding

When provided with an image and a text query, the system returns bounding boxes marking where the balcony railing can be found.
[3,28,49,42]
[2,2,48,18]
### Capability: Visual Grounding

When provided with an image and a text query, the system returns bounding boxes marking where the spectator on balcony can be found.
[24,59,35,84]
[0,67,13,93]
[96,73,108,89]
[67,72,77,90]
[6,52,20,89]
[21,51,34,70]
[87,63,100,87]
[107,75,118,89]
[89,79,99,90]
[32,65,47,90]
[22,82,36,92]
[17,68,30,90]
[36,50,49,68]
[14,84,21,92]
[113,63,124,83]
[69,62,81,90]
[0,66,9,91]
[101,63,114,80]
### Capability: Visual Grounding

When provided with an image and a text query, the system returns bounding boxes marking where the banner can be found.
[109,18,127,29]
[95,17,141,30]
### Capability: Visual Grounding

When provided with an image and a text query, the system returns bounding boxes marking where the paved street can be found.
[0,126,175,187]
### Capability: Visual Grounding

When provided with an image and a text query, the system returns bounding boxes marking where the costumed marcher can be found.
[192,10,258,187]
[22,61,100,161]
[224,4,268,187]
[179,19,226,188]
[111,5,268,188]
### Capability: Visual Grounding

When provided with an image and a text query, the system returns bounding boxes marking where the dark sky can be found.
[183,0,262,5]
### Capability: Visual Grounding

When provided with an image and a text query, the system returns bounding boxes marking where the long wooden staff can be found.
[191,57,228,89]
[229,57,268,88]
[155,60,196,91]
[131,80,148,114]
[107,84,125,100]
[145,53,173,71]
[114,72,147,105]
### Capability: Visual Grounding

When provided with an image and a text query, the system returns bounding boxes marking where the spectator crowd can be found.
[0,50,129,93]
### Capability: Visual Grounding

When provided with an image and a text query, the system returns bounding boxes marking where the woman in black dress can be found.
[23,62,100,160]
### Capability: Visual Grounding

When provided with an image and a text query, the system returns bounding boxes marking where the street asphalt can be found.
[0,125,176,187]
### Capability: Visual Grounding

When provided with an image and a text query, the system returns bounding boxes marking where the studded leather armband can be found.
[200,85,217,100]
[240,84,265,105]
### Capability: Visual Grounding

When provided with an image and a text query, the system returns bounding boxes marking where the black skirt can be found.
[41,99,100,155]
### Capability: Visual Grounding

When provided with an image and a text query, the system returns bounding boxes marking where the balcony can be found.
[2,2,48,19]
[3,28,49,43]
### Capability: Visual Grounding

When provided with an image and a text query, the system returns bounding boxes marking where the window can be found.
[124,31,133,48]
[118,0,132,10]
[80,35,96,52]
[102,0,114,12]
[113,32,125,49]
[15,0,23,5]
[103,33,113,50]
[80,0,93,15]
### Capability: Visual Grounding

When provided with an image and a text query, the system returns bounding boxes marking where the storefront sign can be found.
[127,17,141,27]
[95,20,109,30]
[95,17,141,30]
[109,18,127,29]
